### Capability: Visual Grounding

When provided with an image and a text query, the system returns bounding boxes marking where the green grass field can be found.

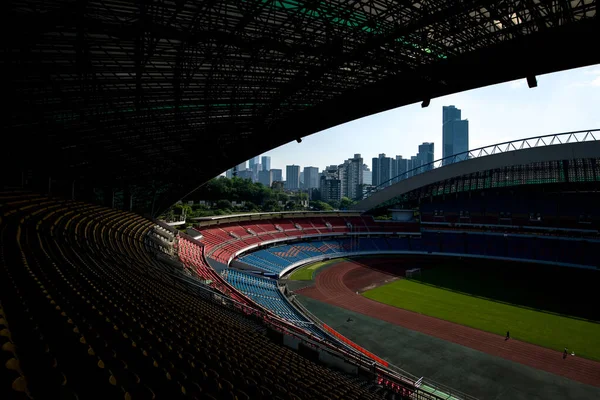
[363,279,600,361]
[289,259,340,281]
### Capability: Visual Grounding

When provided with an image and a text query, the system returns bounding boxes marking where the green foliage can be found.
[309,200,333,211]
[284,200,305,211]
[327,200,340,209]
[216,199,232,210]
[190,177,273,205]
[339,197,356,210]
[262,199,282,212]
[374,214,392,220]
[163,176,311,217]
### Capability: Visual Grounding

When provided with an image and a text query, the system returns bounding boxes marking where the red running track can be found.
[297,260,600,388]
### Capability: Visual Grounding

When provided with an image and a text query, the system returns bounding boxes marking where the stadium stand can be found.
[223,269,323,338]
[1,194,394,400]
[235,231,599,275]
[192,216,420,266]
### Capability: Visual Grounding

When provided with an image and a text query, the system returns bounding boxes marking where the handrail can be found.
[364,128,600,199]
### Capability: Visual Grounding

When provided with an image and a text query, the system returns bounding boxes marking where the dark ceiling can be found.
[2,0,599,215]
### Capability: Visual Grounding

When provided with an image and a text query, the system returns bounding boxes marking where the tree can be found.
[243,201,260,212]
[327,200,340,210]
[339,197,356,210]
[309,200,333,211]
[263,199,282,212]
[216,199,232,210]
[285,200,301,211]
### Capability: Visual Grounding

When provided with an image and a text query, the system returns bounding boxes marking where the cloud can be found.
[592,76,600,87]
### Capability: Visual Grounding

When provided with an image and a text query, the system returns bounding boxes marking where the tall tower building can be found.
[248,156,260,171]
[248,156,261,182]
[258,169,273,187]
[417,142,435,172]
[372,154,393,187]
[442,105,469,165]
[362,164,372,186]
[303,167,319,189]
[320,165,342,203]
[236,161,247,172]
[261,156,271,171]
[285,165,301,190]
[271,169,283,182]
[343,154,364,200]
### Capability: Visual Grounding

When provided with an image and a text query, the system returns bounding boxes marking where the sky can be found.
[230,64,600,180]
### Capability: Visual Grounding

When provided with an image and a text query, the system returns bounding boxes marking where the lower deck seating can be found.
[0,194,385,400]
[223,270,322,338]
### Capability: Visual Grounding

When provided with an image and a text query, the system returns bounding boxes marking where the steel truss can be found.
[3,1,599,214]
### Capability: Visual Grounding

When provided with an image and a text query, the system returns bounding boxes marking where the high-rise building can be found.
[225,168,234,179]
[391,156,403,183]
[248,156,260,171]
[271,169,283,182]
[397,157,409,180]
[258,169,273,187]
[247,156,261,182]
[417,142,435,173]
[362,164,372,186]
[303,167,319,189]
[235,161,247,173]
[372,154,393,187]
[341,154,364,200]
[261,156,271,171]
[409,155,418,178]
[442,105,469,165]
[320,165,342,203]
[237,170,253,180]
[285,165,301,190]
[299,171,304,186]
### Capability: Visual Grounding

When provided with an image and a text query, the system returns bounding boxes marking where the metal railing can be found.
[364,129,599,199]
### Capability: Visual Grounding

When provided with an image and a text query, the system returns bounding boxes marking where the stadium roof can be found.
[3,0,599,214]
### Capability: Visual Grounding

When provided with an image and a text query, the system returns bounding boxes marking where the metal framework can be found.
[3,1,599,214]
[363,129,600,199]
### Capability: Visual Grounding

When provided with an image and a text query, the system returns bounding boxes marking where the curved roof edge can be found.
[353,140,600,211]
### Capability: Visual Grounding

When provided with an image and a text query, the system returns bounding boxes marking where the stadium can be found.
[2,2,600,400]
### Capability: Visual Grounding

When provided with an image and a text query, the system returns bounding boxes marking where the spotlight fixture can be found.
[421,99,430,108]
[526,75,537,88]
[296,138,302,143]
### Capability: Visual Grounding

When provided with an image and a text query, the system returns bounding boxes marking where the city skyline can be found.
[231,64,599,180]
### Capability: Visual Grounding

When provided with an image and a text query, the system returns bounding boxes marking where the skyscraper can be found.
[320,165,342,203]
[342,154,363,200]
[442,105,469,165]
[248,156,261,182]
[303,167,319,189]
[372,154,393,187]
[409,155,418,178]
[258,169,273,187]
[261,156,271,171]
[271,169,283,182]
[417,142,435,172]
[362,164,372,186]
[235,161,247,172]
[285,165,301,190]
[248,156,260,171]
